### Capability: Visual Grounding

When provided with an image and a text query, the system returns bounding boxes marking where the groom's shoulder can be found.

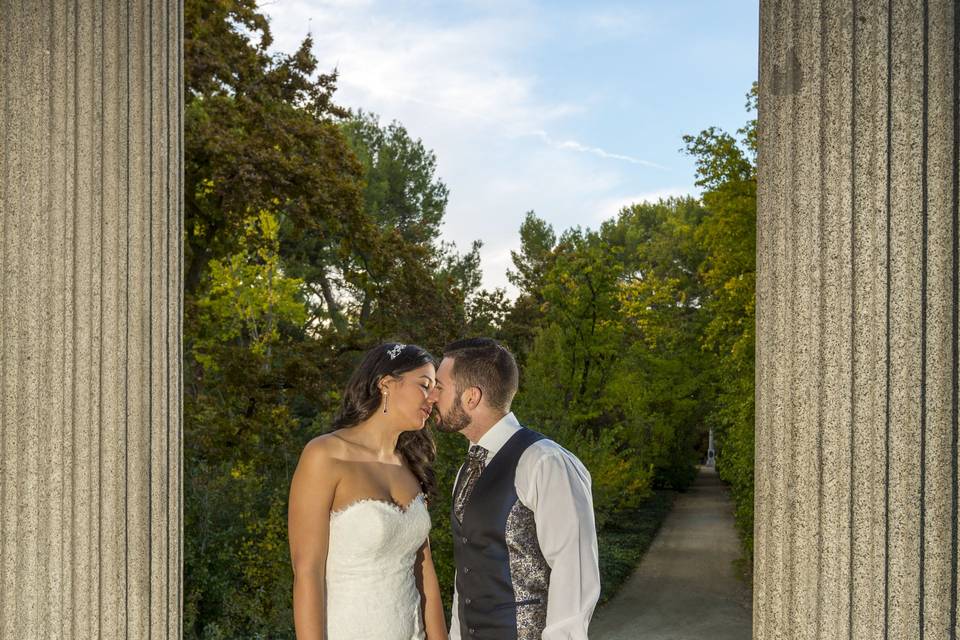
[517,425,585,466]
[514,426,592,490]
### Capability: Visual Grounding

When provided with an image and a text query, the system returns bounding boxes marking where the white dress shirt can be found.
[449,413,600,640]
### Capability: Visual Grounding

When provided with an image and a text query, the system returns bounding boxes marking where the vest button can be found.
[461,536,468,543]
[465,597,472,605]
[463,566,471,574]
[468,628,476,635]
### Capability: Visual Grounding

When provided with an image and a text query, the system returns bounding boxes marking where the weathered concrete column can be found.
[756,1,958,638]
[0,1,182,638]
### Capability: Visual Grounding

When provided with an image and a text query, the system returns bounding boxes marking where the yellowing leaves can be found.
[195,177,215,198]
[192,210,307,371]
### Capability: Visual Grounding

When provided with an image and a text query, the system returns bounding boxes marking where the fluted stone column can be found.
[0,2,182,638]
[756,1,958,638]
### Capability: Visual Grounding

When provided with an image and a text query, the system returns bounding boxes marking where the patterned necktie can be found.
[453,444,487,523]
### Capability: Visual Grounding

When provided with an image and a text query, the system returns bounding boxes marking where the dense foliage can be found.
[182,2,758,636]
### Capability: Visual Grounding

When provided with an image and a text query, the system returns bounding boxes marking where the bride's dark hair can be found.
[330,342,438,498]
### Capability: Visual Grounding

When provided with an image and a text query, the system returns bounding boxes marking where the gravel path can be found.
[589,466,752,640]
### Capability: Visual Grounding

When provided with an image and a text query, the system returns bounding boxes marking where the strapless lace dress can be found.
[325,493,431,639]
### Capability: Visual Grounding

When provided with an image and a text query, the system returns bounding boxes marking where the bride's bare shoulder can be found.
[296,433,348,471]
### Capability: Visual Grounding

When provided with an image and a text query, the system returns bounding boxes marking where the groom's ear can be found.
[462,385,483,410]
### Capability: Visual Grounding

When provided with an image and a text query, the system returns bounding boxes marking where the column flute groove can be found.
[951,0,960,637]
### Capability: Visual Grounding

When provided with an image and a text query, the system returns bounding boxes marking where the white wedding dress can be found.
[325,493,431,639]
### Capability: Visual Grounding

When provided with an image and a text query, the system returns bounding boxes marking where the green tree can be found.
[501,212,558,365]
[184,0,363,298]
[605,198,713,490]
[192,211,307,371]
[540,228,624,414]
[185,209,308,639]
[507,211,557,299]
[342,111,449,245]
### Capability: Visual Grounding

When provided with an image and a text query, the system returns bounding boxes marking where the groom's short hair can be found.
[443,338,519,413]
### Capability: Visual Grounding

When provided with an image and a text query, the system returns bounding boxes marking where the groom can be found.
[429,338,600,639]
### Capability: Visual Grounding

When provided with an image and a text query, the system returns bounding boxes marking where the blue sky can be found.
[262,0,759,294]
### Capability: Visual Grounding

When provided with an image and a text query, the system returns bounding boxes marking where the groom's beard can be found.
[435,396,471,433]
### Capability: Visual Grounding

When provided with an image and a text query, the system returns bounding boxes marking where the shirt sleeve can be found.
[517,444,601,640]
[449,576,461,639]
[450,470,462,640]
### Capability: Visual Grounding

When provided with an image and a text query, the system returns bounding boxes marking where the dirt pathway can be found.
[589,466,752,639]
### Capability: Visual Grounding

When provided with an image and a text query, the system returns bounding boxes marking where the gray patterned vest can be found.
[451,427,550,640]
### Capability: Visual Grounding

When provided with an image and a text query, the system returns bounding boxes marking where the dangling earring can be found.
[382,391,389,414]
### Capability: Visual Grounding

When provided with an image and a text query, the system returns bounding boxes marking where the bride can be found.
[288,343,448,639]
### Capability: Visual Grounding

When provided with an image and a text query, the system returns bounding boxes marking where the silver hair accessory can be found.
[387,343,406,360]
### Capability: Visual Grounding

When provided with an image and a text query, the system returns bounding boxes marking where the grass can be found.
[597,489,677,606]
[732,552,754,590]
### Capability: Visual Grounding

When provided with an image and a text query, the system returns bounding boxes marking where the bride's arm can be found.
[289,438,338,640]
[416,538,449,640]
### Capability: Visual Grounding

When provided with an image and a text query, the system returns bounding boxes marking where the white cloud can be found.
[594,187,699,221]
[529,130,666,168]
[265,2,555,133]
